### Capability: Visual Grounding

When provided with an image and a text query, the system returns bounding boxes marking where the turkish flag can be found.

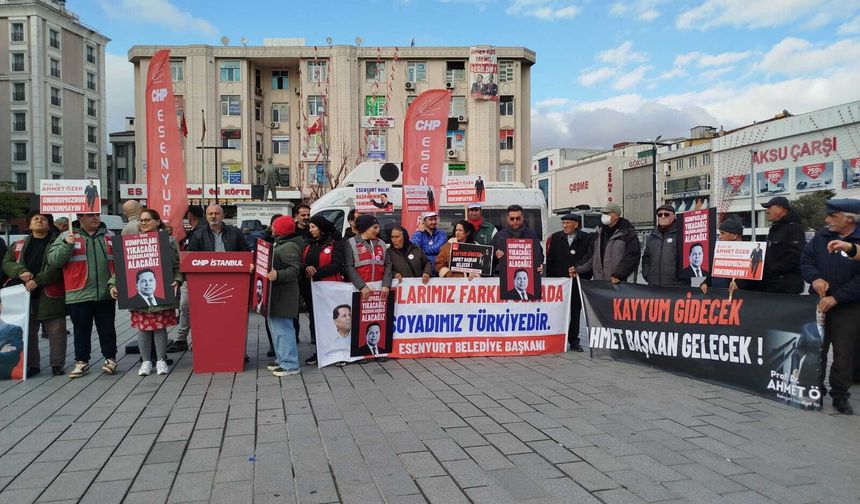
[146,50,188,243]
[307,115,323,135]
[180,110,188,137]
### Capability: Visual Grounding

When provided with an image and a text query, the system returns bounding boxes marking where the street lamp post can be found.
[195,145,235,205]
[634,136,672,225]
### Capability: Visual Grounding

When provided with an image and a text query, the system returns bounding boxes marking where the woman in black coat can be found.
[389,226,431,284]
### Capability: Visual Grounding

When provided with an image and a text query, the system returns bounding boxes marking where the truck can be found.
[310,162,549,242]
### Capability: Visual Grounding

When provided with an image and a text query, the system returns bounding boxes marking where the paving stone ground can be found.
[0,310,858,503]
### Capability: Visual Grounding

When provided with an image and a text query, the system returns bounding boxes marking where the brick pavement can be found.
[0,311,858,503]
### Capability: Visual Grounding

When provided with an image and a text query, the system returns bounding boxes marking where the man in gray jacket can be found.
[574,204,640,284]
[641,204,683,287]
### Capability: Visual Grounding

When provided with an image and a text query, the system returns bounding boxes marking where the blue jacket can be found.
[412,228,448,271]
[800,226,860,304]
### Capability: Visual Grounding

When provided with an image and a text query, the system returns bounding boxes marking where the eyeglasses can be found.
[657,213,673,218]
[508,216,523,221]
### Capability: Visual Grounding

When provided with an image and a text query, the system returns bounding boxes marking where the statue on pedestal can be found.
[255,157,279,201]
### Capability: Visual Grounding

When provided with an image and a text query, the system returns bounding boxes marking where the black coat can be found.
[389,243,432,278]
[800,225,860,303]
[186,223,248,252]
[545,230,592,279]
[754,210,805,294]
[300,234,345,282]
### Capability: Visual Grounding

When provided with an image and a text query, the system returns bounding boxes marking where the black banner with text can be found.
[580,281,822,408]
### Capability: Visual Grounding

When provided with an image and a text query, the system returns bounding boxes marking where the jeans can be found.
[68,300,117,362]
[175,282,191,343]
[268,316,299,371]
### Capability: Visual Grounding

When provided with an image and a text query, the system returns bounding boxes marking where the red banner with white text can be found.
[146,49,188,242]
[401,89,451,231]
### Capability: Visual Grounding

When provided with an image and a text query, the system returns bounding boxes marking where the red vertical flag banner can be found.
[401,89,451,231]
[146,49,188,242]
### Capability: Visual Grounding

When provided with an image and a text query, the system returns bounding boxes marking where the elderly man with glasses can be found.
[641,204,685,287]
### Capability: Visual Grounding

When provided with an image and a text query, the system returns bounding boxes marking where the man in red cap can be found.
[266,215,303,376]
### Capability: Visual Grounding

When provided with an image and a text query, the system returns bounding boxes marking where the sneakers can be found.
[569,344,584,352]
[69,361,89,378]
[101,359,117,375]
[138,361,153,376]
[166,340,188,352]
[335,361,348,367]
[156,360,169,375]
[272,367,301,377]
[267,362,279,371]
[304,353,318,365]
[834,398,854,415]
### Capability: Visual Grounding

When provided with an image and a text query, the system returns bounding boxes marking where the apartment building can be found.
[0,0,109,193]
[128,41,535,199]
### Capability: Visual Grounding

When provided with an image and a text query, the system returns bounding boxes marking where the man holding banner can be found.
[800,198,860,414]
[48,214,118,378]
[574,203,640,283]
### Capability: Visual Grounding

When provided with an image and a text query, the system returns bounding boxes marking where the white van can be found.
[311,162,549,241]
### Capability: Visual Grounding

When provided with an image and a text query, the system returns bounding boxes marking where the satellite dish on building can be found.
[220,36,230,46]
[326,37,333,46]
[240,37,248,47]
[355,36,363,46]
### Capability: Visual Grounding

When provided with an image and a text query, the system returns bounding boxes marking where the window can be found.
[256,133,262,157]
[87,72,96,91]
[499,129,514,150]
[87,98,96,116]
[52,173,62,180]
[272,102,289,123]
[308,132,323,150]
[702,153,711,165]
[87,152,97,171]
[13,173,27,191]
[449,96,466,118]
[51,87,62,107]
[219,60,240,81]
[406,96,417,109]
[87,45,96,64]
[52,145,62,164]
[255,103,262,122]
[117,167,128,181]
[366,61,385,81]
[11,53,25,72]
[498,163,514,182]
[271,70,288,90]
[170,60,183,81]
[446,61,466,82]
[255,68,261,90]
[49,29,60,49]
[51,116,62,135]
[13,143,27,162]
[88,125,97,143]
[50,58,61,78]
[675,159,683,172]
[116,144,127,159]
[538,157,549,174]
[688,156,697,168]
[273,138,289,154]
[307,95,325,116]
[12,112,26,132]
[447,130,466,150]
[365,96,387,116]
[499,61,514,82]
[11,23,24,43]
[220,95,240,116]
[308,61,327,82]
[221,129,241,149]
[12,83,25,102]
[500,95,514,116]
[406,61,427,82]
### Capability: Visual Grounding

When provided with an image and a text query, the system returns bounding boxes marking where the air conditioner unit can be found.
[447,149,458,159]
[255,87,263,95]
[270,122,279,129]
[457,115,468,123]
[405,81,416,91]
[445,81,455,89]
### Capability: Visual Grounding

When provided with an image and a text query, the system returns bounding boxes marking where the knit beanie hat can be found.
[309,214,334,234]
[272,215,296,237]
[355,214,379,233]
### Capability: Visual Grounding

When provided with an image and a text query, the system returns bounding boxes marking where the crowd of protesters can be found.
[4,194,860,416]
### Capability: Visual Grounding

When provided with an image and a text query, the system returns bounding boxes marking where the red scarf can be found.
[467,216,484,230]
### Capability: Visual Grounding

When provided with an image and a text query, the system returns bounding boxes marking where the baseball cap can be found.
[761,196,790,209]
[420,211,438,220]
[466,203,482,210]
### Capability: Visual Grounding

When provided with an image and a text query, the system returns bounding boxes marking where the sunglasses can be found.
[508,216,523,221]
[657,213,673,218]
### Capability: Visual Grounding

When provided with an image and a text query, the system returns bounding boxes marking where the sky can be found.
[74,0,860,152]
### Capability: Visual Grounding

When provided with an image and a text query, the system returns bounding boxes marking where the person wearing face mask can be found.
[574,203,640,283]
[641,204,684,287]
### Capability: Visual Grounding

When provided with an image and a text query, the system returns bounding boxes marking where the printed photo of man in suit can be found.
[133,269,165,307]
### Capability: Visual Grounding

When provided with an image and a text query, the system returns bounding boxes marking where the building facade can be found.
[713,101,860,234]
[530,147,602,211]
[108,116,136,212]
[0,0,108,193]
[128,41,535,199]
[658,126,716,214]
